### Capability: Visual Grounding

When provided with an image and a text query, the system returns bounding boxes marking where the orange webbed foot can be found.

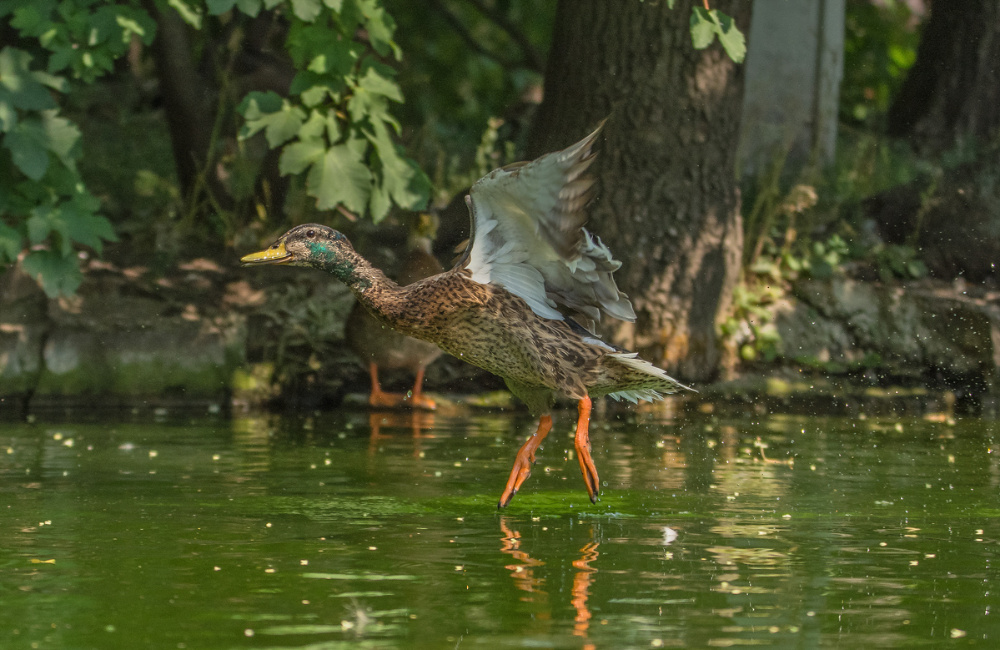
[403,369,436,410]
[498,415,553,508]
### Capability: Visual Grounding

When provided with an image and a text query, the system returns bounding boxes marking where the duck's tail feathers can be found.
[605,352,695,403]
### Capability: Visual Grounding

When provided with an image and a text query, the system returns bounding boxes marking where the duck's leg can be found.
[574,396,599,503]
[405,367,437,410]
[498,415,553,508]
[367,362,406,408]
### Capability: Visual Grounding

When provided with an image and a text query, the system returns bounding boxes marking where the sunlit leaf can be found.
[357,63,402,102]
[41,111,81,168]
[307,143,372,212]
[278,139,325,175]
[0,47,58,111]
[715,12,746,63]
[689,7,716,50]
[689,8,745,63]
[290,0,322,22]
[298,109,328,140]
[0,102,16,133]
[359,1,398,59]
[167,0,203,28]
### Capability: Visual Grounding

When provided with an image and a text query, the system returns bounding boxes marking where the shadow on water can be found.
[2,405,1000,648]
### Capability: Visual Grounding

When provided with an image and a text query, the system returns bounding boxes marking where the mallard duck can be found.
[345,214,443,410]
[242,124,690,507]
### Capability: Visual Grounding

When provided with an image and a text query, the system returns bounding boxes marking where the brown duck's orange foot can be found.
[403,394,437,410]
[402,368,436,411]
[368,388,409,409]
[366,363,435,410]
[574,397,599,503]
[498,415,553,508]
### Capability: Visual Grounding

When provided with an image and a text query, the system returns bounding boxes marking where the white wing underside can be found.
[458,124,636,328]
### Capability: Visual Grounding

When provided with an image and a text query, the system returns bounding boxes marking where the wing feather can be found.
[457,122,636,327]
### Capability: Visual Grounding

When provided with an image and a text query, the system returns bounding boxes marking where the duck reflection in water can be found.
[499,517,599,649]
[366,411,436,458]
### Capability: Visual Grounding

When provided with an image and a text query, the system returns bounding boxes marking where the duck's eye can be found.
[306,229,316,239]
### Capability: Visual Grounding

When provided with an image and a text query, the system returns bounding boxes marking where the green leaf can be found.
[689,8,745,63]
[239,90,284,117]
[0,101,17,133]
[298,81,335,107]
[168,0,203,28]
[41,111,81,168]
[0,47,58,111]
[236,0,263,15]
[715,12,746,63]
[4,119,50,180]
[207,0,238,15]
[357,63,402,102]
[298,109,327,140]
[264,105,305,147]
[367,121,429,210]
[307,143,372,212]
[290,0,322,22]
[21,249,82,298]
[279,139,325,175]
[0,219,22,262]
[63,210,117,254]
[368,180,391,223]
[358,0,398,59]
[689,7,716,50]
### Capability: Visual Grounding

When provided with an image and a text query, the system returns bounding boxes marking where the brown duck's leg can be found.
[574,397,599,503]
[367,362,406,408]
[498,415,553,508]
[404,366,437,410]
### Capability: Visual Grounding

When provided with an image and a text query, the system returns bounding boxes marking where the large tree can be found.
[872,1,1000,282]
[525,0,750,383]
[887,0,1000,154]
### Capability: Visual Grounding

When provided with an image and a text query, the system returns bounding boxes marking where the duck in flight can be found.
[242,124,691,507]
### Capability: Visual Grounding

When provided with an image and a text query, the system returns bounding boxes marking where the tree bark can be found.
[143,0,217,203]
[525,0,750,383]
[887,0,1000,153]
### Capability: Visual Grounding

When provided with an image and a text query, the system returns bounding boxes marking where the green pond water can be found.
[3,405,999,648]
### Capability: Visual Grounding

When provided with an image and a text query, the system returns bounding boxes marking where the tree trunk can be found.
[143,0,217,203]
[525,0,750,383]
[887,0,1000,153]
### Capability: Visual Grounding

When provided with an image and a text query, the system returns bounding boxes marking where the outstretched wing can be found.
[455,123,636,326]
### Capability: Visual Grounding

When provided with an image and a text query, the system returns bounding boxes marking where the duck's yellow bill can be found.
[241,241,292,265]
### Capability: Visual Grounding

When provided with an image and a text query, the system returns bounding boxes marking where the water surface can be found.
[3,406,999,648]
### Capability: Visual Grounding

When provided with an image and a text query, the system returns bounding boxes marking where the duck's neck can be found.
[323,247,410,329]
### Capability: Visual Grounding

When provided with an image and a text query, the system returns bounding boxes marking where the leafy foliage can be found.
[2,0,428,295]
[234,0,430,222]
[2,0,747,297]
[842,0,919,126]
[690,6,745,63]
[0,44,118,296]
[0,0,159,295]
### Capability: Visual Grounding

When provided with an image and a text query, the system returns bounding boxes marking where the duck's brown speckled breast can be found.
[382,272,601,399]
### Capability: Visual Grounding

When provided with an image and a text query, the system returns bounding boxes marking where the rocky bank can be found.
[2,257,998,417]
